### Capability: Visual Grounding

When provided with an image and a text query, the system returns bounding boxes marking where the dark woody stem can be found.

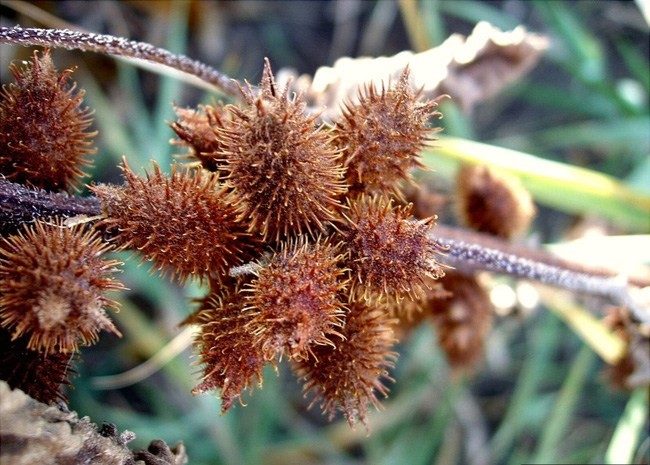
[0,178,102,235]
[0,26,244,99]
[1,178,647,322]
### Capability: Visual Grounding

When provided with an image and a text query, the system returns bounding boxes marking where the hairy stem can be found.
[434,225,650,323]
[0,26,244,99]
[1,179,647,322]
[0,178,102,235]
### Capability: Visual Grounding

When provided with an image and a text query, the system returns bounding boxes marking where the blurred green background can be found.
[1,1,648,464]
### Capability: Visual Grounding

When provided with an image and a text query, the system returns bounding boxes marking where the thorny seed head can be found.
[429,273,494,372]
[455,163,536,239]
[339,194,447,301]
[294,299,398,429]
[332,69,444,199]
[0,327,77,404]
[244,236,349,361]
[217,60,347,242]
[170,103,228,172]
[0,48,96,192]
[192,279,268,413]
[92,159,254,284]
[0,219,123,354]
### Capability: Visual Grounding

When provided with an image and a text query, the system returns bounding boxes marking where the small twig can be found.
[0,26,245,99]
[434,224,650,324]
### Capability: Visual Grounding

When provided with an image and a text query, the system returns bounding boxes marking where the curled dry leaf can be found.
[277,21,548,119]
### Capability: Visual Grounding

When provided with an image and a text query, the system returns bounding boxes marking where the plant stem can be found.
[0,26,244,99]
[434,224,650,319]
[0,178,101,235]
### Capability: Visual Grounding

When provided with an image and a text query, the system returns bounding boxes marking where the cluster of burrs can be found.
[2,49,539,427]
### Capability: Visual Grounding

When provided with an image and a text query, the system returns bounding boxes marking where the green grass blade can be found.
[488,311,561,463]
[438,0,521,31]
[605,387,649,464]
[489,117,650,156]
[423,137,650,231]
[152,1,190,168]
[531,345,596,463]
[532,0,605,84]
[615,38,650,94]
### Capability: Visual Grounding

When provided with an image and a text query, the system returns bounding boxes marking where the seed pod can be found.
[0,327,76,404]
[170,103,227,172]
[244,237,349,361]
[0,49,96,192]
[339,194,447,301]
[455,163,536,239]
[218,60,347,241]
[429,273,493,371]
[192,280,268,413]
[93,159,252,284]
[0,219,123,354]
[294,300,398,429]
[332,69,443,198]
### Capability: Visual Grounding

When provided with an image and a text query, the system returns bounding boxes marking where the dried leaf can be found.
[278,21,548,120]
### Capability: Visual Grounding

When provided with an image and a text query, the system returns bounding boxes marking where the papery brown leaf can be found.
[279,21,548,119]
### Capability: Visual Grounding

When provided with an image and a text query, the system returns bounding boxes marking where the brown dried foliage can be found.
[294,300,398,428]
[0,219,123,354]
[217,60,347,241]
[602,306,650,390]
[332,69,443,198]
[0,49,96,192]
[93,159,252,284]
[244,237,349,361]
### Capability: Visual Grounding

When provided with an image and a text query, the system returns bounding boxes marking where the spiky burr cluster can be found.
[167,62,449,426]
[339,194,448,301]
[0,51,125,403]
[294,300,397,428]
[332,70,444,198]
[244,237,348,361]
[1,51,454,426]
[170,103,227,172]
[219,62,347,242]
[191,280,267,413]
[0,49,96,192]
